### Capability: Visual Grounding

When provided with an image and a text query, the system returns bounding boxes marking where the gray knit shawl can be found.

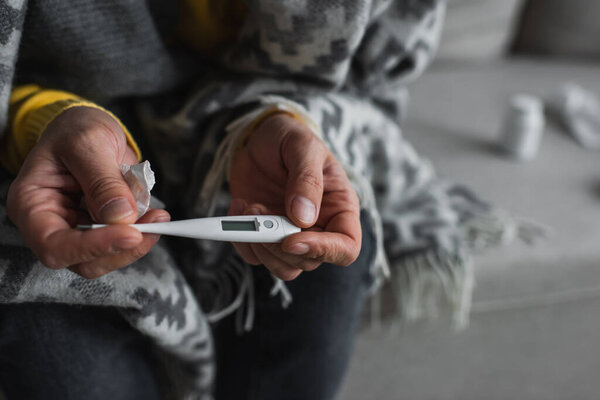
[0,1,537,399]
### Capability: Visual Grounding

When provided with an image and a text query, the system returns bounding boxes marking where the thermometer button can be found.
[263,220,274,229]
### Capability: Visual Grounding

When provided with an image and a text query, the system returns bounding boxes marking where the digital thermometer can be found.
[78,215,301,243]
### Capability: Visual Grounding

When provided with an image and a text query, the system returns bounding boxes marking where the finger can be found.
[23,209,143,270]
[263,242,322,271]
[7,159,142,270]
[228,198,247,216]
[69,209,170,279]
[232,242,262,266]
[243,203,269,215]
[14,168,81,193]
[238,204,269,265]
[251,243,302,281]
[282,164,362,266]
[282,131,327,227]
[281,225,362,267]
[60,131,137,224]
[228,198,260,265]
[238,203,310,269]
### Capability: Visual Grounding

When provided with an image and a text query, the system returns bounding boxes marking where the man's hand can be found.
[229,113,361,281]
[7,107,169,279]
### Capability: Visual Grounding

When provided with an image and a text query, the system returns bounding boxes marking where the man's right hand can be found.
[6,106,169,279]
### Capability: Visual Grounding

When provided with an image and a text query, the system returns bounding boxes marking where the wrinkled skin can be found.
[7,109,361,281]
[7,107,170,279]
[228,113,361,281]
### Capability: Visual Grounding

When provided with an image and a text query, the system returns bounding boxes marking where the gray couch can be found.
[339,58,600,400]
[340,1,600,396]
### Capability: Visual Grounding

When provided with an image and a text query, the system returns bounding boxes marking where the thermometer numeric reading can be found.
[221,220,257,231]
[78,215,301,243]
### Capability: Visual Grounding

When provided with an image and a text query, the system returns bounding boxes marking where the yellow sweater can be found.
[0,0,245,175]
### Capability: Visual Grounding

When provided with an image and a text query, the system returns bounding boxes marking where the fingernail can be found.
[111,236,140,252]
[245,207,261,215]
[99,198,134,223]
[152,214,170,223]
[288,243,310,255]
[292,196,315,224]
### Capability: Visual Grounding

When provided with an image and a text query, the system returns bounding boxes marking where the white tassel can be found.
[270,276,293,309]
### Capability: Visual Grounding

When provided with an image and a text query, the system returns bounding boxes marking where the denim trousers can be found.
[0,213,375,400]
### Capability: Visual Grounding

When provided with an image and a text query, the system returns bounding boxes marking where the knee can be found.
[0,303,164,400]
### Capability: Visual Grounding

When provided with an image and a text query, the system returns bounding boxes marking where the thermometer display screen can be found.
[221,220,257,231]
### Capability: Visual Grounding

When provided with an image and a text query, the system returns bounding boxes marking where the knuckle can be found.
[84,246,109,261]
[339,254,356,267]
[38,251,63,270]
[128,245,149,262]
[320,237,361,266]
[86,175,126,199]
[298,169,323,191]
[349,246,361,264]
[310,242,331,263]
[347,240,362,265]
[312,244,353,266]
[330,249,346,266]
[74,241,109,263]
[336,245,359,267]
[311,250,327,263]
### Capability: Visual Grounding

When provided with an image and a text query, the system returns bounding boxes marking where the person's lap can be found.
[0,303,166,400]
[0,211,375,400]
[213,211,375,400]
[0,166,167,399]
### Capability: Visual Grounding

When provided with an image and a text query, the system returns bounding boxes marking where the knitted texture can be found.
[0,1,536,398]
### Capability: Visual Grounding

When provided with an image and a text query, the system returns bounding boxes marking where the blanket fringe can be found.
[370,210,548,329]
[464,210,550,251]
[390,251,474,329]
[205,257,293,334]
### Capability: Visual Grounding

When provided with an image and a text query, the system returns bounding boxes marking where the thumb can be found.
[283,133,326,228]
[64,149,137,224]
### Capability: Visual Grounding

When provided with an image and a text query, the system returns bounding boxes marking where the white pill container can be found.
[499,94,545,160]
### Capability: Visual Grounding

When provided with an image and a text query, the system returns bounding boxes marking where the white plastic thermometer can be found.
[78,215,301,243]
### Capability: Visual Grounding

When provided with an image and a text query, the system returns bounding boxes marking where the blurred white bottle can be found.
[499,94,545,161]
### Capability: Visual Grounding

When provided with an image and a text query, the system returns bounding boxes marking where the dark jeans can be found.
[0,304,165,400]
[0,213,375,400]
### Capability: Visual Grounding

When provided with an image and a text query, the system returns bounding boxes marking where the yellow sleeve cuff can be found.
[1,85,141,175]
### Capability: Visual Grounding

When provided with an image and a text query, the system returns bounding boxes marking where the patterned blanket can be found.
[0,1,538,399]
